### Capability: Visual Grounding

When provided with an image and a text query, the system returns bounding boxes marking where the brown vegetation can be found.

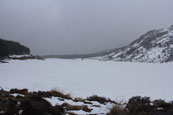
[108,96,173,115]
[50,90,72,100]
[86,95,118,105]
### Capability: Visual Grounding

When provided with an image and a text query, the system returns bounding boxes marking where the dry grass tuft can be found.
[62,103,92,112]
[50,90,72,100]
[107,105,126,115]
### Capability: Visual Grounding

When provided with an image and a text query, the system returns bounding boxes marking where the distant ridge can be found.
[94,25,173,63]
[44,50,114,59]
[45,25,173,63]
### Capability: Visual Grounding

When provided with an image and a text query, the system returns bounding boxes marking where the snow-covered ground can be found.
[0,59,173,102]
[9,54,32,58]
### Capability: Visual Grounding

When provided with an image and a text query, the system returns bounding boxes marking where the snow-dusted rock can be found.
[95,25,173,63]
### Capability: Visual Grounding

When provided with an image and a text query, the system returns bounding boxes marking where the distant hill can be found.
[94,25,173,63]
[0,39,30,58]
[45,25,173,63]
[44,50,114,59]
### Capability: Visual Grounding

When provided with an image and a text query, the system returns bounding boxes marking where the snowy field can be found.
[0,59,173,101]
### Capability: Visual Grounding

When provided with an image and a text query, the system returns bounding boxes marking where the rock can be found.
[10,88,28,95]
[19,93,65,115]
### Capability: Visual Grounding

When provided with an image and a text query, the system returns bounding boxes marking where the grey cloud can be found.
[0,0,173,55]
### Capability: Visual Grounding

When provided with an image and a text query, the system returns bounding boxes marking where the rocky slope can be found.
[95,25,173,63]
[1,89,173,115]
[0,89,119,115]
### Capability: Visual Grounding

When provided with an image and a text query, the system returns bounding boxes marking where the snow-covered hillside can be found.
[96,25,173,63]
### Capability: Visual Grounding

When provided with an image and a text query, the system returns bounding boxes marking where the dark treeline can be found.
[0,39,30,58]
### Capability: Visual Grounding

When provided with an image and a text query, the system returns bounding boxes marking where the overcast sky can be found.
[0,0,173,55]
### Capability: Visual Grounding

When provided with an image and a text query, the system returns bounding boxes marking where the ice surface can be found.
[0,59,173,102]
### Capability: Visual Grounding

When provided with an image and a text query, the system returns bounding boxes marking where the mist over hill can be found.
[46,25,173,63]
[95,25,173,63]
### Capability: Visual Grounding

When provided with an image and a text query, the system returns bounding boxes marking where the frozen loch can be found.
[0,59,173,101]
